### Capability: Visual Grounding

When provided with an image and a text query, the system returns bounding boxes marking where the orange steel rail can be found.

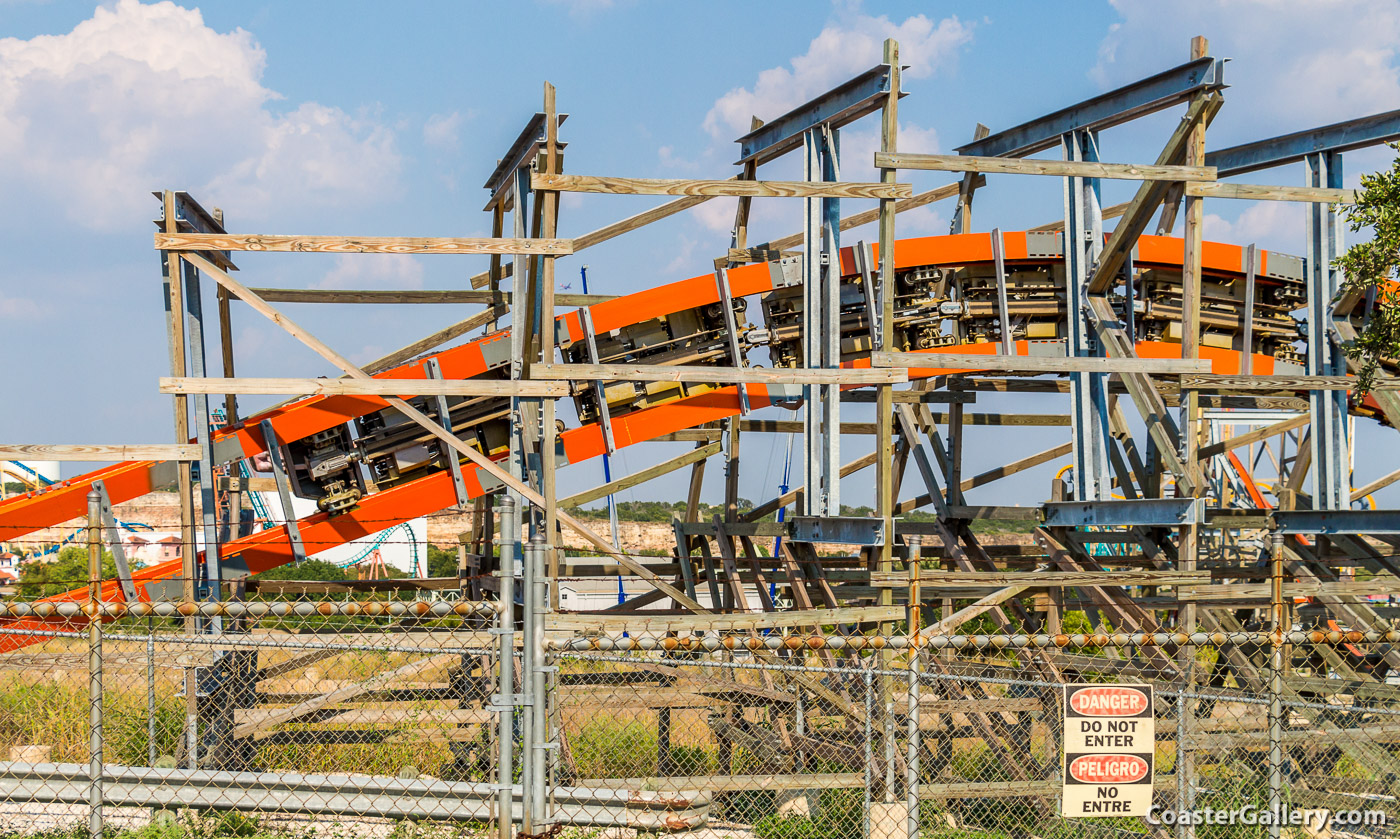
[0,230,1373,650]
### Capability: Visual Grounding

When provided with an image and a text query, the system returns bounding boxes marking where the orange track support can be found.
[0,231,1369,650]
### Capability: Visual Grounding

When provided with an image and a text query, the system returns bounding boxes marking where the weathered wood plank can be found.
[1183,373,1397,391]
[560,442,722,508]
[766,181,971,252]
[0,444,200,461]
[872,351,1210,374]
[533,362,908,384]
[876,152,1216,182]
[549,605,902,634]
[1196,413,1310,459]
[156,233,573,255]
[738,414,1068,434]
[1185,182,1358,203]
[874,571,1208,587]
[158,376,569,397]
[248,288,612,307]
[1178,579,1400,601]
[530,173,911,200]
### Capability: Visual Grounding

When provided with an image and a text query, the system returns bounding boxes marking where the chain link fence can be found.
[2,593,1399,838]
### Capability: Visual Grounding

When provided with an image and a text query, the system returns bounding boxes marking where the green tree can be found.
[18,545,118,598]
[1336,143,1400,394]
[426,544,458,578]
[248,558,348,582]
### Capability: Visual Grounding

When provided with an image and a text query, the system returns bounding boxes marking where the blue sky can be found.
[3,0,1399,509]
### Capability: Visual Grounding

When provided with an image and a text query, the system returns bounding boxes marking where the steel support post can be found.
[179,254,223,604]
[495,497,517,839]
[158,192,198,769]
[1061,129,1112,501]
[1305,151,1350,510]
[508,166,538,534]
[802,126,841,515]
[87,489,103,839]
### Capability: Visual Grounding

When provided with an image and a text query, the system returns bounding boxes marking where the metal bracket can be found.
[258,420,307,564]
[991,227,1015,356]
[579,307,618,452]
[788,516,885,546]
[713,268,750,414]
[91,480,138,603]
[1040,498,1205,528]
[424,358,471,509]
[853,240,881,351]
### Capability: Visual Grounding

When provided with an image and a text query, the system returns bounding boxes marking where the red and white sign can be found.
[1068,754,1150,785]
[1069,686,1151,717]
[1063,684,1154,818]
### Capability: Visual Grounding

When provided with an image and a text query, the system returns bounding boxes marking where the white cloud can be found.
[314,254,425,290]
[0,0,400,230]
[658,144,698,170]
[704,12,973,140]
[540,0,616,16]
[0,293,45,318]
[423,111,463,150]
[1199,201,1305,254]
[840,122,942,181]
[694,197,740,235]
[1093,1,1400,134]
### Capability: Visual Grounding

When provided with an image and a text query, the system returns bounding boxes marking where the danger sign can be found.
[1063,684,1154,818]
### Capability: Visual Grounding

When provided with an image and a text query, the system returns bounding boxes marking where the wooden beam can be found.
[0,444,200,462]
[1196,414,1311,459]
[550,605,902,634]
[533,362,908,384]
[916,586,1029,638]
[1179,579,1400,601]
[560,442,722,508]
[1089,92,1222,295]
[159,377,569,397]
[744,452,878,522]
[573,195,716,251]
[155,233,573,255]
[960,442,1073,492]
[871,350,1210,374]
[363,304,507,375]
[1353,466,1400,502]
[1182,374,1397,391]
[530,173,911,200]
[248,288,612,307]
[177,250,708,615]
[1186,182,1358,203]
[875,152,1216,182]
[736,416,1067,433]
[1030,201,1130,233]
[873,570,1208,587]
[767,181,972,252]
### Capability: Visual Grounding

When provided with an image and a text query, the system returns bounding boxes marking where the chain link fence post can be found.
[495,496,517,839]
[85,488,103,839]
[1268,528,1285,839]
[528,532,550,832]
